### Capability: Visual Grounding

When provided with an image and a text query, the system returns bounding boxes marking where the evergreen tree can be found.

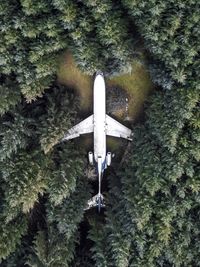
[27,176,91,267]
[0,83,88,263]
[0,75,21,115]
[0,0,199,266]
[86,1,200,266]
[0,0,135,109]
[122,0,200,86]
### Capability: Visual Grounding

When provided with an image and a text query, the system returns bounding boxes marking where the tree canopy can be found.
[0,0,199,266]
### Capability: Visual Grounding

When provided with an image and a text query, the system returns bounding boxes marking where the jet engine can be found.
[106,152,112,166]
[88,152,94,165]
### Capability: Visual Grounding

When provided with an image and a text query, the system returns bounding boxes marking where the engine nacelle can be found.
[106,152,112,166]
[88,152,94,165]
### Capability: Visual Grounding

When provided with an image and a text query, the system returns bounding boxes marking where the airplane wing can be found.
[106,115,132,140]
[62,115,94,141]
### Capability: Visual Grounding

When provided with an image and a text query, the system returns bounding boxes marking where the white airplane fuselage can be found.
[93,72,107,170]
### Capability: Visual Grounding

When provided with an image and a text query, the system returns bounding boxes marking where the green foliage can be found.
[0,215,28,263]
[38,86,78,154]
[0,0,67,101]
[47,145,85,206]
[27,228,75,267]
[0,114,33,160]
[47,176,91,240]
[1,238,30,267]
[36,85,85,205]
[27,176,91,267]
[69,0,133,75]
[122,0,199,86]
[88,218,108,267]
[0,76,21,115]
[0,0,200,266]
[88,176,133,267]
[101,111,200,266]
[2,150,48,213]
[103,69,199,266]
[0,82,87,262]
[0,0,135,105]
[86,1,200,266]
[146,86,199,151]
[101,87,200,266]
[20,0,50,15]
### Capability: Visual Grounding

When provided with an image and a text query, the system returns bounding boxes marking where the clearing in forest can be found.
[57,51,154,122]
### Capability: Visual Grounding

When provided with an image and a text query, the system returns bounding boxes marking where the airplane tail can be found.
[84,157,105,212]
[85,193,105,212]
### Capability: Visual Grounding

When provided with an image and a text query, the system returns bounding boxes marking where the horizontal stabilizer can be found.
[85,193,105,211]
[106,115,132,140]
[62,115,94,141]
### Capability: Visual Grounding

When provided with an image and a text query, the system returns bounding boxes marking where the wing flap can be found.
[62,115,94,141]
[106,115,132,140]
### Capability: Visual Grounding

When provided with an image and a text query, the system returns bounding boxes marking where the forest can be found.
[0,0,199,266]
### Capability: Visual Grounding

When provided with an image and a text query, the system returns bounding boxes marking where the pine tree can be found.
[0,75,21,115]
[0,214,28,263]
[27,176,91,267]
[0,0,199,266]
[0,82,88,263]
[89,1,200,266]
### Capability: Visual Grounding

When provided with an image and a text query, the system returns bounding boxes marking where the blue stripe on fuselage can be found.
[102,158,106,171]
[95,157,106,174]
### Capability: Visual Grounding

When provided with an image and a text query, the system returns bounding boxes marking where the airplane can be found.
[61,71,132,212]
